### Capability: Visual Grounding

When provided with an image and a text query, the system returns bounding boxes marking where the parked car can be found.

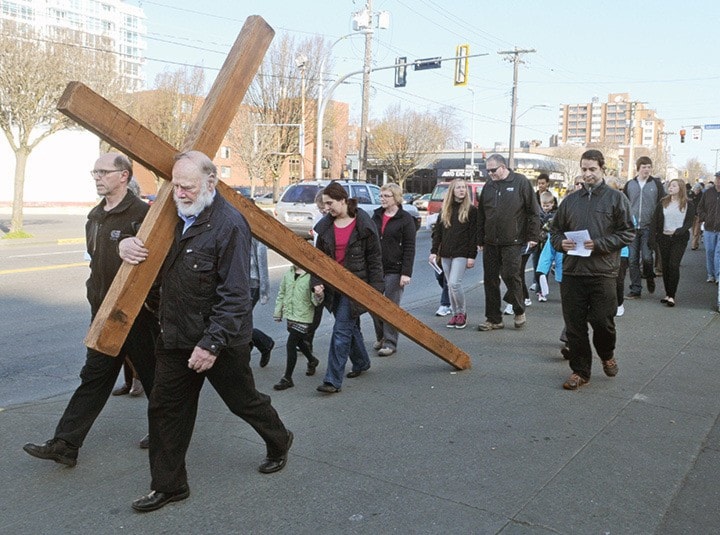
[275,180,422,238]
[426,181,485,216]
[233,186,252,198]
[402,193,420,205]
[254,192,275,205]
[413,193,431,211]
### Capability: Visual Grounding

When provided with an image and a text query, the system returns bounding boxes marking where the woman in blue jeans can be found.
[311,182,384,394]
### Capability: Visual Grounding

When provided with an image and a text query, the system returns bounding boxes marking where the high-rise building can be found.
[0,0,146,90]
[557,93,664,149]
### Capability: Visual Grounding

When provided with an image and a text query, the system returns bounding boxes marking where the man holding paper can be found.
[549,150,634,390]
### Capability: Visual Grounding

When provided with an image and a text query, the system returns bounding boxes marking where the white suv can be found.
[274,180,421,238]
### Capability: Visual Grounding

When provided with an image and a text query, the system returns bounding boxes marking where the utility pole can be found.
[498,47,535,170]
[657,131,675,179]
[712,148,720,174]
[358,0,374,181]
[627,101,637,180]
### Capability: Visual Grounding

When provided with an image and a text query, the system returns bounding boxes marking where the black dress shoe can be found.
[139,433,150,449]
[258,431,293,474]
[260,341,274,368]
[132,486,190,513]
[647,277,656,294]
[23,438,78,467]
[112,384,131,396]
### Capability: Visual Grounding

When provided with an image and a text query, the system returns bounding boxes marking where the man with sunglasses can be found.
[477,154,540,331]
[23,153,158,467]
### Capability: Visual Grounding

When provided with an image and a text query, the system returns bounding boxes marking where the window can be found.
[220,166,232,178]
[220,146,230,159]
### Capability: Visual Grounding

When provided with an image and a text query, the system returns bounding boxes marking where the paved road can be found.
[1,210,719,534]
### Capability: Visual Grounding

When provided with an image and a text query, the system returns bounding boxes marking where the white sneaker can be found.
[524,298,532,306]
[529,283,537,292]
[435,305,452,316]
[537,293,547,302]
[503,303,513,315]
[616,304,625,317]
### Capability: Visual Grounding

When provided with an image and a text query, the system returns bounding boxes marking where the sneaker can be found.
[514,313,526,328]
[707,276,716,283]
[524,298,532,306]
[529,283,538,292]
[625,292,641,299]
[373,340,383,350]
[477,320,504,331]
[602,358,619,377]
[646,277,656,294]
[503,303,513,315]
[455,313,467,329]
[562,373,589,390]
[537,293,547,302]
[377,347,396,356]
[446,314,458,328]
[615,304,625,317]
[435,305,452,316]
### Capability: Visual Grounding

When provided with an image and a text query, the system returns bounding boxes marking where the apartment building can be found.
[0,0,146,90]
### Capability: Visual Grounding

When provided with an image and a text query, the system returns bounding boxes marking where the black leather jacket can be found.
[549,181,635,278]
[159,193,253,353]
[311,209,384,318]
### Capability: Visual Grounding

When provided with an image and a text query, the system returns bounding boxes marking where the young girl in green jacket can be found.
[272,265,323,390]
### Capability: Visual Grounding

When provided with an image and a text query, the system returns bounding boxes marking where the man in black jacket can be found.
[477,154,540,331]
[120,151,292,513]
[550,150,634,390]
[23,153,157,467]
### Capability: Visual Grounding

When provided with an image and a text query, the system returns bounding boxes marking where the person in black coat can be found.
[311,182,384,393]
[370,183,416,356]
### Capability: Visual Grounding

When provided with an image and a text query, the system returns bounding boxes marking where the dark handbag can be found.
[286,320,310,335]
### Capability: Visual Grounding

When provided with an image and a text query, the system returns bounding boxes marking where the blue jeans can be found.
[702,230,720,280]
[323,295,371,389]
[628,227,654,295]
[441,257,469,315]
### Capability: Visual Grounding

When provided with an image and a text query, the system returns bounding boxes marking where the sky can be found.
[126,0,720,174]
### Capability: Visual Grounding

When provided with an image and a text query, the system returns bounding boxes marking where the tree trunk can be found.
[10,146,29,234]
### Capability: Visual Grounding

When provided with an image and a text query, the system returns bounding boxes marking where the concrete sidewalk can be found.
[2,245,719,534]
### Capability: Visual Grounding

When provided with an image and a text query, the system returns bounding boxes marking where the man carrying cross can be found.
[120,150,292,513]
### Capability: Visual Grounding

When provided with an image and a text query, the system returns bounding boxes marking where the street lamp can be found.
[509,104,551,168]
[468,87,475,169]
[314,32,369,179]
[295,54,307,180]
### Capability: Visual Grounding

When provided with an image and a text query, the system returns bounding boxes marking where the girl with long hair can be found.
[652,178,695,306]
[429,179,478,329]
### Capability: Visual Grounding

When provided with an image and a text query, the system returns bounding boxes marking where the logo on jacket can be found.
[110,229,122,241]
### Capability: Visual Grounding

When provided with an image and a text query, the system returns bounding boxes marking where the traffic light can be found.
[394,56,407,88]
[680,129,686,143]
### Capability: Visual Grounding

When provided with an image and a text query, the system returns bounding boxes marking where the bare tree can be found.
[243,33,328,194]
[682,157,710,184]
[369,104,457,191]
[227,105,277,197]
[0,21,121,234]
[122,66,205,150]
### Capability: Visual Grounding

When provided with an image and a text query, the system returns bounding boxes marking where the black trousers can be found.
[483,244,524,323]
[283,329,314,379]
[657,232,690,298]
[54,307,158,448]
[148,340,288,493]
[560,275,617,380]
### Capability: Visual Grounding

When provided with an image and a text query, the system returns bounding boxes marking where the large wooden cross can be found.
[58,16,471,370]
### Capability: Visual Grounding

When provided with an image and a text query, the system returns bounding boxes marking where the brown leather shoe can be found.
[602,358,619,377]
[112,384,131,396]
[563,373,589,390]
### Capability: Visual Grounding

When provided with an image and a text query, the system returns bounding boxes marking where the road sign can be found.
[704,124,720,130]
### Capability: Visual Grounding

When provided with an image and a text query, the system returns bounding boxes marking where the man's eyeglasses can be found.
[90,169,122,178]
[487,166,502,174]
